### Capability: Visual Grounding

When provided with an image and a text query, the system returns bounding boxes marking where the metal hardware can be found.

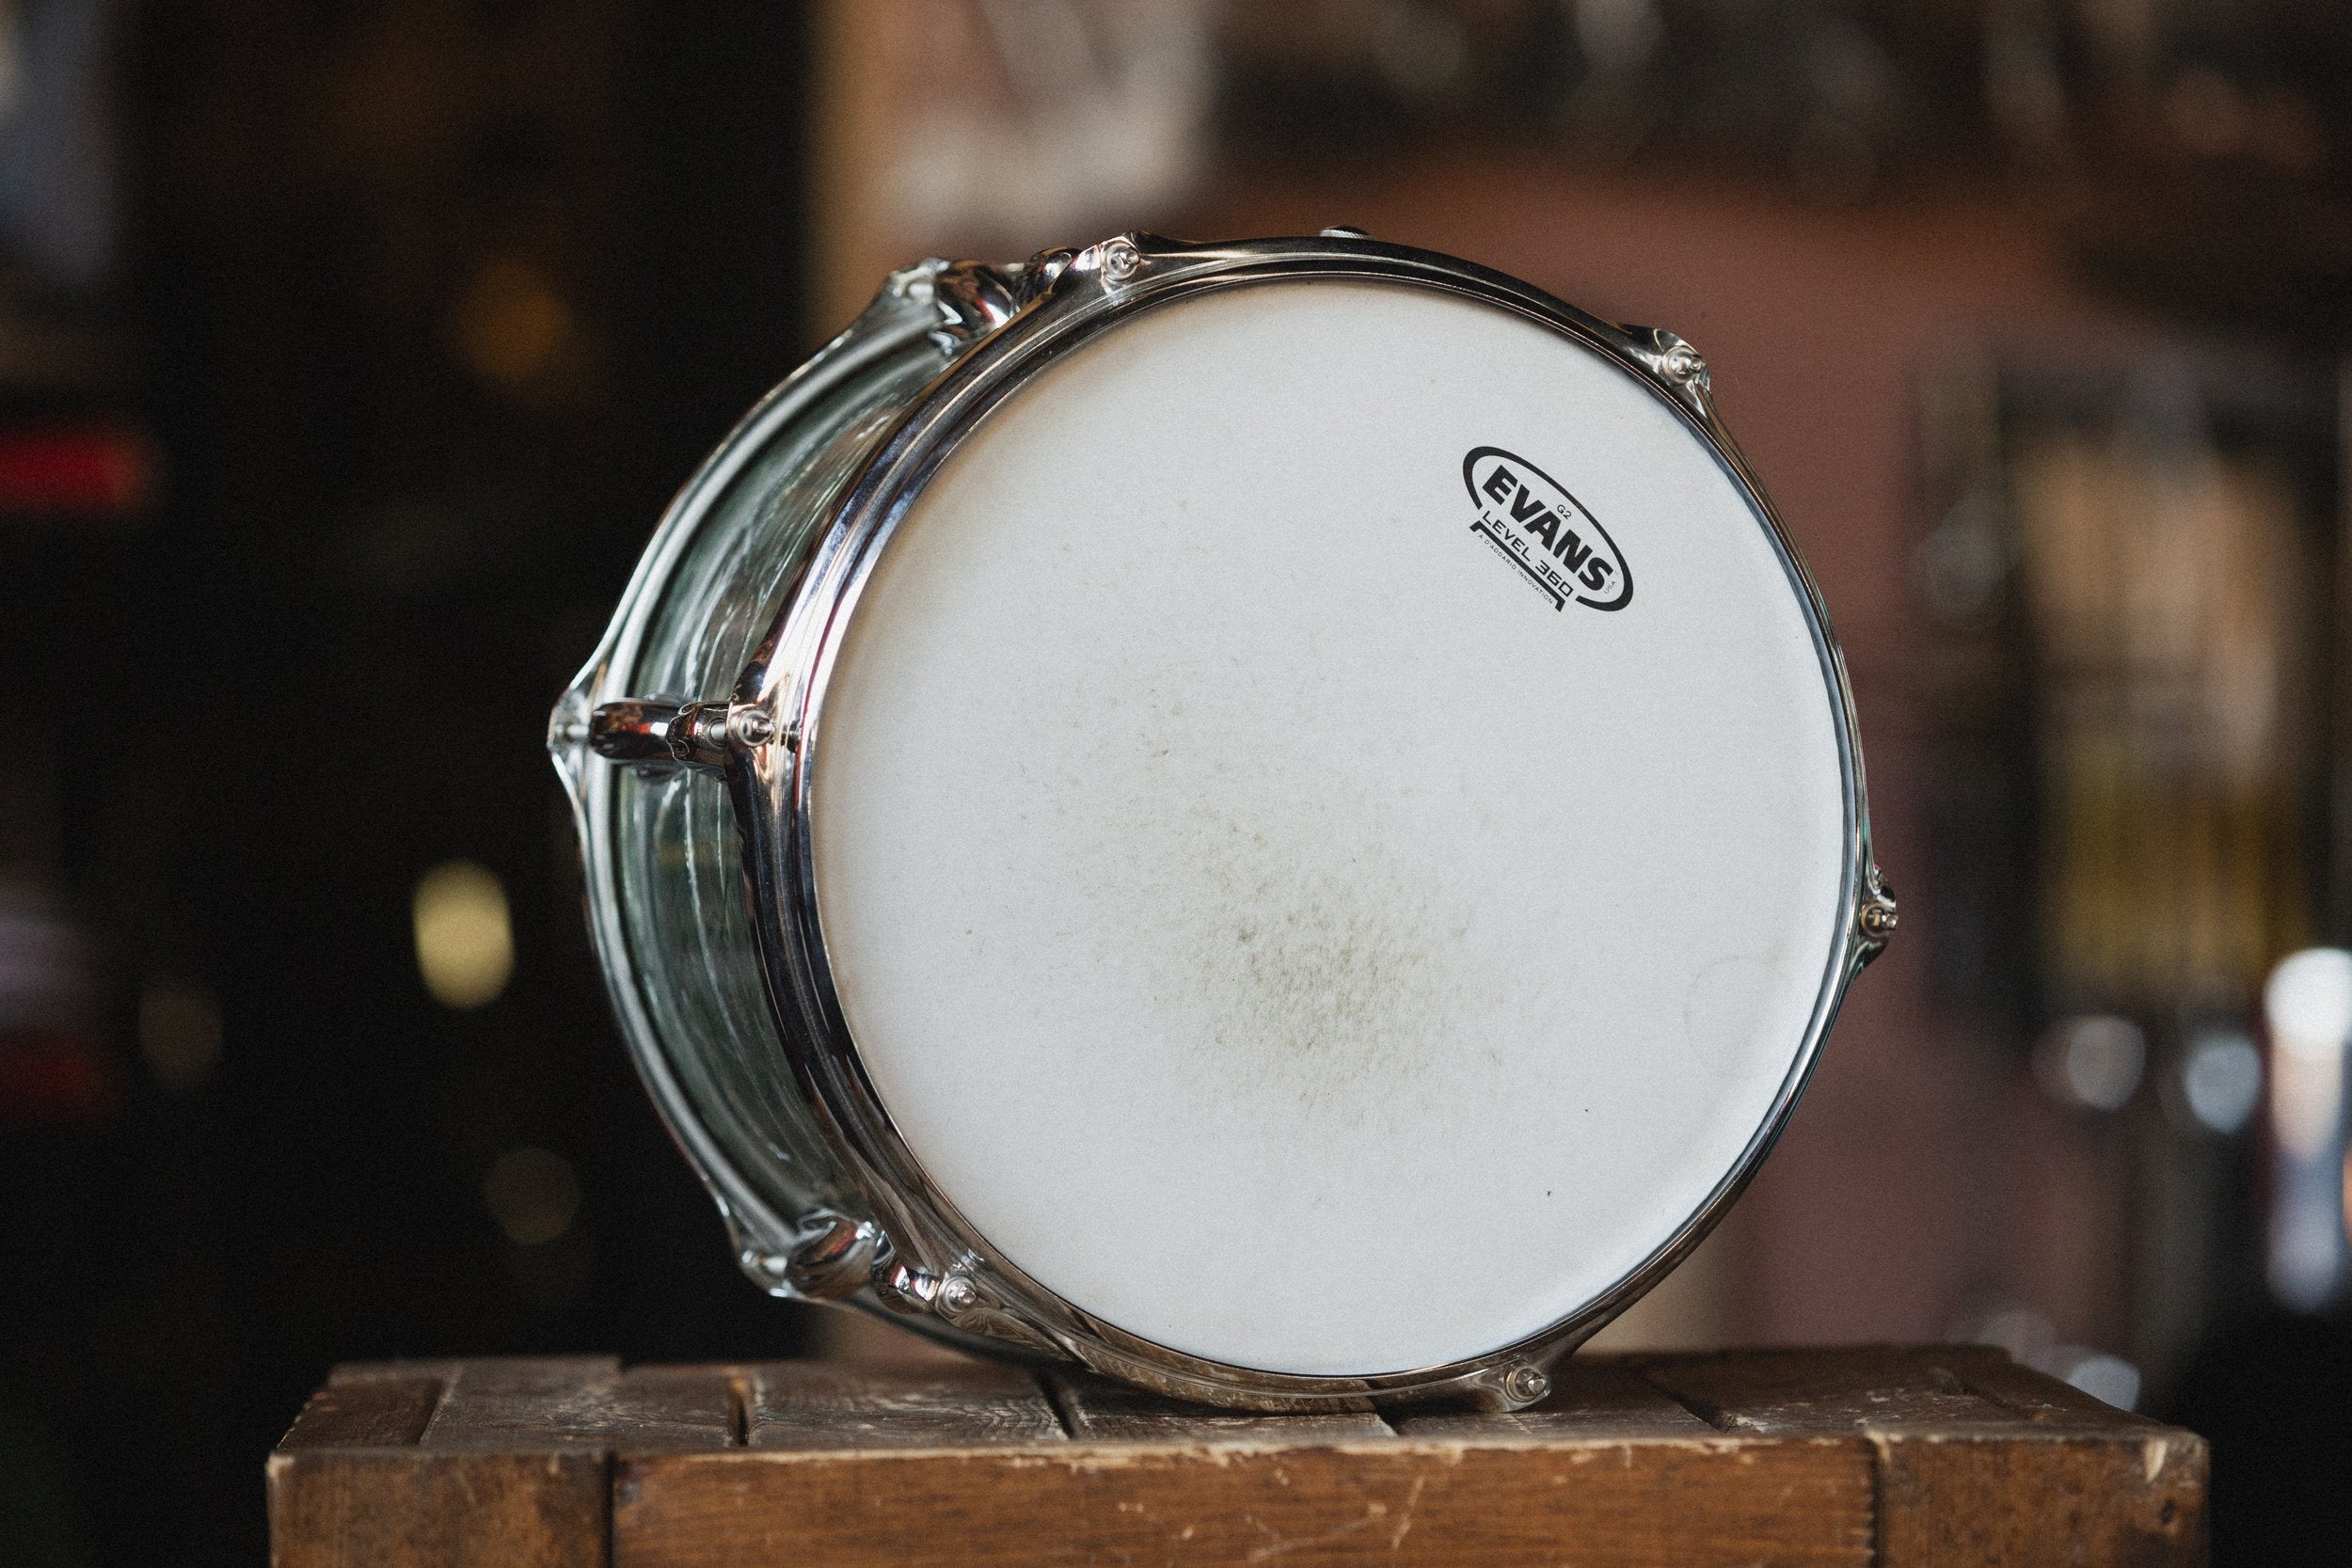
[1503,1364,1551,1406]
[899,257,1024,351]
[547,689,591,750]
[556,229,1890,1411]
[776,1212,878,1299]
[1018,247,1076,304]
[1622,325,1713,416]
[937,1272,981,1318]
[586,699,785,772]
[1857,864,1899,956]
[925,1267,1059,1353]
[730,705,781,747]
[872,1257,942,1316]
[1319,225,1372,239]
[587,698,693,765]
[1095,236,1143,283]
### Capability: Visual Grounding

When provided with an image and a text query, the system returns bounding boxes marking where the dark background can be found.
[3,6,823,1564]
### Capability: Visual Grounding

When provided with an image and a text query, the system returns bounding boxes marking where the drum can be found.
[549,231,1894,1410]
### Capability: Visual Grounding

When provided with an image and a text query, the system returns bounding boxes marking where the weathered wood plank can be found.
[421,1357,735,1453]
[1635,1347,2207,1566]
[272,1361,622,1568]
[279,1376,443,1449]
[268,1449,609,1568]
[421,1358,620,1449]
[1872,1426,2207,1568]
[1949,1351,2169,1429]
[611,1366,747,1453]
[614,1436,1875,1568]
[328,1357,492,1386]
[1046,1370,1393,1444]
[1391,1361,1715,1440]
[747,1358,1065,1450]
[270,1359,734,1568]
[274,1348,2206,1568]
[1629,1344,2011,1434]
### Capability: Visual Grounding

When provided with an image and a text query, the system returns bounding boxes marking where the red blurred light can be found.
[0,425,155,517]
[0,1030,119,1124]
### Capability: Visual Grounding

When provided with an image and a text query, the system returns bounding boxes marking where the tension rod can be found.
[586,698,784,771]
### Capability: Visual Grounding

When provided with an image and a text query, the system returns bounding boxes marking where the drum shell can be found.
[552,276,970,1290]
[552,236,1894,1407]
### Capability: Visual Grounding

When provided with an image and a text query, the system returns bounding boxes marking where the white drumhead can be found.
[811,278,1847,1376]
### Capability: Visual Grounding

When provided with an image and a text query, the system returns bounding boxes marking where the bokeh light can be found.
[2179,1030,2262,1135]
[2266,947,2352,1160]
[2264,947,2352,1311]
[137,978,222,1094]
[2034,1013,2146,1113]
[412,861,514,1010]
[482,1146,580,1248]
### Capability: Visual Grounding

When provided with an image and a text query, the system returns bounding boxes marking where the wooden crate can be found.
[267,1346,2205,1567]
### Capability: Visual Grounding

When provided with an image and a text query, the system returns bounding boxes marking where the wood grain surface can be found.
[1634,1346,2207,1564]
[267,1347,2206,1568]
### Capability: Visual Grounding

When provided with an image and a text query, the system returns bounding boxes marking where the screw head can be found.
[1661,342,1706,384]
[1859,898,1899,939]
[1098,238,1142,282]
[1504,1365,1549,1404]
[938,1274,980,1315]
[730,706,776,747]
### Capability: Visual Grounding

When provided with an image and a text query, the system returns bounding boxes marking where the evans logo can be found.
[1462,446,1632,612]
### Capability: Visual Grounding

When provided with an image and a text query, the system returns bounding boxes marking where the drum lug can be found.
[887,236,1169,348]
[884,257,1025,352]
[1855,863,1899,960]
[1017,247,1077,305]
[775,1212,881,1300]
[1015,234,1170,309]
[1621,325,1712,415]
[585,698,791,773]
[869,1252,933,1315]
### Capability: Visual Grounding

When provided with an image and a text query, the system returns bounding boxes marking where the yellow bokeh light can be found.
[413,860,514,1009]
[484,1146,580,1247]
[451,256,573,391]
[139,979,223,1094]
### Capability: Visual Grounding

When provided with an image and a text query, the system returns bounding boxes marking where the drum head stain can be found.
[1144,810,1489,1125]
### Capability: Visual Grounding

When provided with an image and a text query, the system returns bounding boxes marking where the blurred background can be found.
[3,0,2349,1561]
